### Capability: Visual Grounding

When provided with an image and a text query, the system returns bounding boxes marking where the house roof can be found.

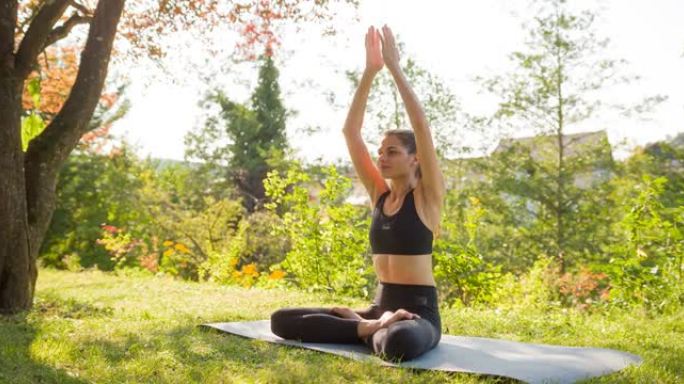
[491,130,612,162]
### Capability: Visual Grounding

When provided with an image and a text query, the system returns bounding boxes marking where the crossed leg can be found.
[270,305,439,362]
[270,304,381,344]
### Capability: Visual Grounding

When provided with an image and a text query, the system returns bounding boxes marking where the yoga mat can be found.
[203,320,641,384]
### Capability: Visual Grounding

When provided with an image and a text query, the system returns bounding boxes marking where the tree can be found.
[186,54,290,213]
[479,0,664,272]
[0,0,127,315]
[0,0,356,314]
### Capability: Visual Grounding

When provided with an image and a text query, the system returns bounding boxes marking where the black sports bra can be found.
[369,188,433,255]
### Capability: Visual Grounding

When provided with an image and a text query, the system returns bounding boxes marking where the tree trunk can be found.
[0,67,32,313]
[0,0,126,314]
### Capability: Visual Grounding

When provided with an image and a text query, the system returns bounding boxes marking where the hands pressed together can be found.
[365,25,401,75]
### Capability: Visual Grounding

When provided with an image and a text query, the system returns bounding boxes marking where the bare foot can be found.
[357,319,382,338]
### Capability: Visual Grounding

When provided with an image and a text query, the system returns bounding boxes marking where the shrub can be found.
[605,175,684,313]
[490,255,562,311]
[198,218,291,289]
[434,196,502,307]
[263,162,374,298]
[557,267,610,311]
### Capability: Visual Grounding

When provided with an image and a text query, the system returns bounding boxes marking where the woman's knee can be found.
[380,323,426,362]
[270,308,295,338]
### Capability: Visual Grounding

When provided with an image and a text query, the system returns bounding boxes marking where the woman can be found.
[270,25,446,363]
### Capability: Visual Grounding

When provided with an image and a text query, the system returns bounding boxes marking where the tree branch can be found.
[43,13,92,49]
[68,0,93,16]
[14,0,70,80]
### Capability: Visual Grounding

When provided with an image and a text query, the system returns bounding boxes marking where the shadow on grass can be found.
[0,294,119,384]
[0,313,89,384]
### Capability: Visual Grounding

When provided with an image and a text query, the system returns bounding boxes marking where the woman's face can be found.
[376,135,417,178]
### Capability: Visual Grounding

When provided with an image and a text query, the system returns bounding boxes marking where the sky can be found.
[108,0,684,165]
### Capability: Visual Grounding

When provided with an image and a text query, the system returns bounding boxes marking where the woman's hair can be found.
[383,129,422,179]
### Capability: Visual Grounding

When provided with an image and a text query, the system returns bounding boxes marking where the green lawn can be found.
[1,269,682,383]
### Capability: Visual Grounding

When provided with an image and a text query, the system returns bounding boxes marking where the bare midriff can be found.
[372,253,436,286]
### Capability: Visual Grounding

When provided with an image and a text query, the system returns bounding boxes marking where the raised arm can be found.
[380,25,446,204]
[342,26,389,208]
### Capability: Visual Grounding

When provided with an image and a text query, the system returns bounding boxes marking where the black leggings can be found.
[270,282,441,362]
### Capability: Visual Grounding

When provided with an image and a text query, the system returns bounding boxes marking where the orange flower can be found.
[241,263,258,276]
[269,270,286,280]
[174,243,190,253]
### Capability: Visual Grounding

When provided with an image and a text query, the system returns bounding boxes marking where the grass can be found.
[0,268,682,383]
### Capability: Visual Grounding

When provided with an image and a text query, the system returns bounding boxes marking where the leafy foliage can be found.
[39,146,148,270]
[263,162,374,298]
[434,196,502,307]
[604,175,684,313]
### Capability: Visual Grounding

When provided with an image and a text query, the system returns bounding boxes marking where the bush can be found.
[557,267,610,311]
[490,255,562,311]
[604,175,684,313]
[263,161,374,298]
[136,163,245,280]
[491,256,612,313]
[198,218,291,289]
[95,224,159,275]
[40,146,149,270]
[239,210,290,268]
[434,196,502,307]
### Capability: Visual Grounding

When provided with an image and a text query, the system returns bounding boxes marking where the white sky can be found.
[109,0,684,165]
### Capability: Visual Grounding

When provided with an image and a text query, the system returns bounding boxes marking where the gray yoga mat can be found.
[203,320,641,384]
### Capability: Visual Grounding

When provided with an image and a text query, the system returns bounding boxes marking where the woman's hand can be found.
[378,309,420,328]
[356,308,421,339]
[379,25,401,72]
[365,26,384,74]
